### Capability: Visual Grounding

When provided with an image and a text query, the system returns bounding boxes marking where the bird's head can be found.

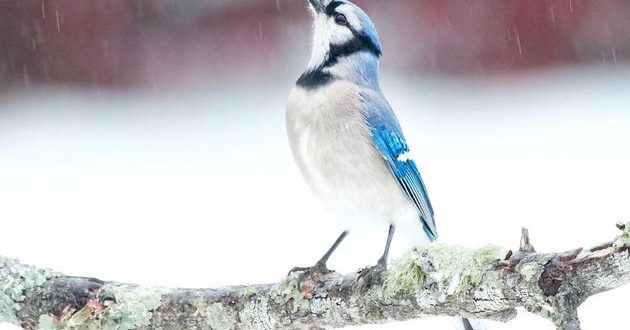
[305,0,382,72]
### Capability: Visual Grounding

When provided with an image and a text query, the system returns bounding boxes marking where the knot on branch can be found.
[519,227,536,253]
[614,222,630,250]
[538,249,581,297]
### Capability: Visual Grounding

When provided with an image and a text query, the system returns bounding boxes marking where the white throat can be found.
[306,15,332,71]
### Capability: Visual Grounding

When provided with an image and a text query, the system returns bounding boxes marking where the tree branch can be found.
[2,223,630,330]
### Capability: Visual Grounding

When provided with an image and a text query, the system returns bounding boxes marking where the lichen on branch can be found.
[384,244,504,298]
[1,223,630,330]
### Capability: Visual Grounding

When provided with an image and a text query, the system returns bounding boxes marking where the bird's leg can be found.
[289,230,349,276]
[358,224,395,287]
[377,223,395,267]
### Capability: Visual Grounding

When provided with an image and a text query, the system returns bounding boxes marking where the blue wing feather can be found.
[364,92,437,241]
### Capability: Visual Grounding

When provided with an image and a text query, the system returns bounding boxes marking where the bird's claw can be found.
[357,262,387,289]
[287,260,331,280]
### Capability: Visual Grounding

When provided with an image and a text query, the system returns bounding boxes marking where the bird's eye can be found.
[334,13,348,26]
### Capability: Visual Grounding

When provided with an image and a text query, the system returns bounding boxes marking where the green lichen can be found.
[614,222,630,249]
[272,273,309,314]
[520,264,543,282]
[383,251,426,296]
[241,286,258,299]
[384,244,502,297]
[0,257,58,324]
[206,303,237,330]
[37,314,56,330]
[100,283,170,329]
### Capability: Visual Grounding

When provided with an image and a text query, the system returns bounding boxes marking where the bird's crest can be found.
[299,0,382,88]
[304,0,381,70]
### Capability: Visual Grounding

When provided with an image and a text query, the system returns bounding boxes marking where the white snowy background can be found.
[1,65,629,329]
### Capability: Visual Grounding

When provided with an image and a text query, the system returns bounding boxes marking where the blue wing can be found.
[363,92,437,241]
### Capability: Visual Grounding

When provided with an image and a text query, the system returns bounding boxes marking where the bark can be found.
[2,223,630,330]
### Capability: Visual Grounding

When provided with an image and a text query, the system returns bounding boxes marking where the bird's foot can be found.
[357,259,387,290]
[288,260,332,282]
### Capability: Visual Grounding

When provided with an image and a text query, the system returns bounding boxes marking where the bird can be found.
[286,0,438,281]
[286,3,477,329]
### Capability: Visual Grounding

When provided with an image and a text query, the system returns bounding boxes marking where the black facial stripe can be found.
[296,32,380,89]
[296,69,335,89]
[324,1,381,61]
[324,27,381,67]
[327,36,377,66]
[325,1,344,16]
[297,0,381,89]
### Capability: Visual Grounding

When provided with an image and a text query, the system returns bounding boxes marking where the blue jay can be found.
[286,0,437,281]
[287,4,478,328]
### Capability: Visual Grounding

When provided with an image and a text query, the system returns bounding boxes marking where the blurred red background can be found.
[1,0,629,89]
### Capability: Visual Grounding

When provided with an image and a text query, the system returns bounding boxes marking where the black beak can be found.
[308,0,325,13]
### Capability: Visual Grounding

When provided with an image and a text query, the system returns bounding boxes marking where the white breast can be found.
[286,82,417,231]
